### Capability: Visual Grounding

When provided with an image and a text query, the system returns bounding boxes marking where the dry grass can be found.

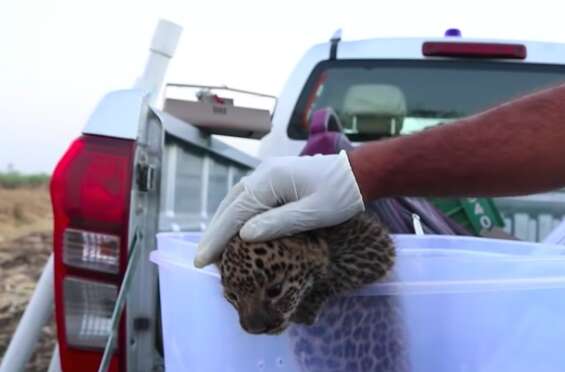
[0,185,53,243]
[0,184,55,371]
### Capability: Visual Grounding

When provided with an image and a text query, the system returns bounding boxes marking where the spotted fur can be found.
[216,212,395,335]
[288,294,409,372]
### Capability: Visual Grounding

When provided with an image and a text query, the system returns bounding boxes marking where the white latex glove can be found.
[194,150,365,268]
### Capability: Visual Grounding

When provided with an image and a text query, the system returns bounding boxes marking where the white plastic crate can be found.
[151,233,565,372]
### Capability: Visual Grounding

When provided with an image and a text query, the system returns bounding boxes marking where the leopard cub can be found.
[216,212,395,335]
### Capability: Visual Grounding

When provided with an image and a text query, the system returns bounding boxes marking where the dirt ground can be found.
[0,186,55,371]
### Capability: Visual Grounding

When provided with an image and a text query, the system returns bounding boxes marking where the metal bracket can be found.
[329,28,342,60]
[412,213,425,235]
[98,229,143,372]
[165,83,277,100]
[137,163,156,192]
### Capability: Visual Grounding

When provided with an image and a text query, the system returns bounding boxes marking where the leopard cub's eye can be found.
[266,282,283,298]
[225,291,238,303]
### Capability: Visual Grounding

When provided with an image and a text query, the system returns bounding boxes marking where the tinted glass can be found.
[289,60,565,141]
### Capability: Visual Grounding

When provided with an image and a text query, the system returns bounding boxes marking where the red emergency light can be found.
[423,42,527,60]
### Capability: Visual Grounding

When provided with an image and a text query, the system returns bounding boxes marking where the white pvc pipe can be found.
[134,19,183,107]
[0,254,54,372]
[47,345,61,372]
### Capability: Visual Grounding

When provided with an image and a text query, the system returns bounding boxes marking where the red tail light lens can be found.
[423,42,527,60]
[51,135,135,372]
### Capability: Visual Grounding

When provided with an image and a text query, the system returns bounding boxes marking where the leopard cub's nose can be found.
[240,315,269,334]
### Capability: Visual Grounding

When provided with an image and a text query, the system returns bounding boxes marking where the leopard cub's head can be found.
[216,233,328,335]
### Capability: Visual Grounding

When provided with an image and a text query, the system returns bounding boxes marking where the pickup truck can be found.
[5,20,565,372]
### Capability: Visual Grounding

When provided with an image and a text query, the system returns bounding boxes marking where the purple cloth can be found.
[300,107,471,236]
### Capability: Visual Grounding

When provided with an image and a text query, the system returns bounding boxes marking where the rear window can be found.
[288,60,565,141]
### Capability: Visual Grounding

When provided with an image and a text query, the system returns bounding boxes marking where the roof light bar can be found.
[423,42,527,60]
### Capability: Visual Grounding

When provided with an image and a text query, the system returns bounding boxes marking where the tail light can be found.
[423,41,527,60]
[63,229,121,274]
[63,277,118,349]
[51,135,135,372]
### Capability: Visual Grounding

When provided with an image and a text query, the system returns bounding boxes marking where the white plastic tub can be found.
[151,233,565,372]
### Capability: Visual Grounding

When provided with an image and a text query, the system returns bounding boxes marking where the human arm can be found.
[349,83,565,200]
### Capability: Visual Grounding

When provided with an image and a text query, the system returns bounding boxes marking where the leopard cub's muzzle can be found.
[238,299,284,335]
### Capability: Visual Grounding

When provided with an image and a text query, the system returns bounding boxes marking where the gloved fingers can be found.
[240,193,364,242]
[239,200,316,242]
[206,181,245,227]
[194,182,245,267]
[244,170,297,207]
[194,189,266,267]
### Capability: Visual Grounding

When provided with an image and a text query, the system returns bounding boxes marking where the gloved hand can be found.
[194,150,365,268]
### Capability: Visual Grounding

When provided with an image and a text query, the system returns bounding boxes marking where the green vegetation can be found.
[0,172,50,189]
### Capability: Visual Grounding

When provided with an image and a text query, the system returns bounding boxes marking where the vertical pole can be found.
[47,345,61,372]
[134,19,183,107]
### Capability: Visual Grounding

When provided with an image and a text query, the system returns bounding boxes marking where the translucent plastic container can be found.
[150,233,565,372]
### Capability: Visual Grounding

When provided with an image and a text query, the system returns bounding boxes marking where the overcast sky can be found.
[2,0,565,173]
